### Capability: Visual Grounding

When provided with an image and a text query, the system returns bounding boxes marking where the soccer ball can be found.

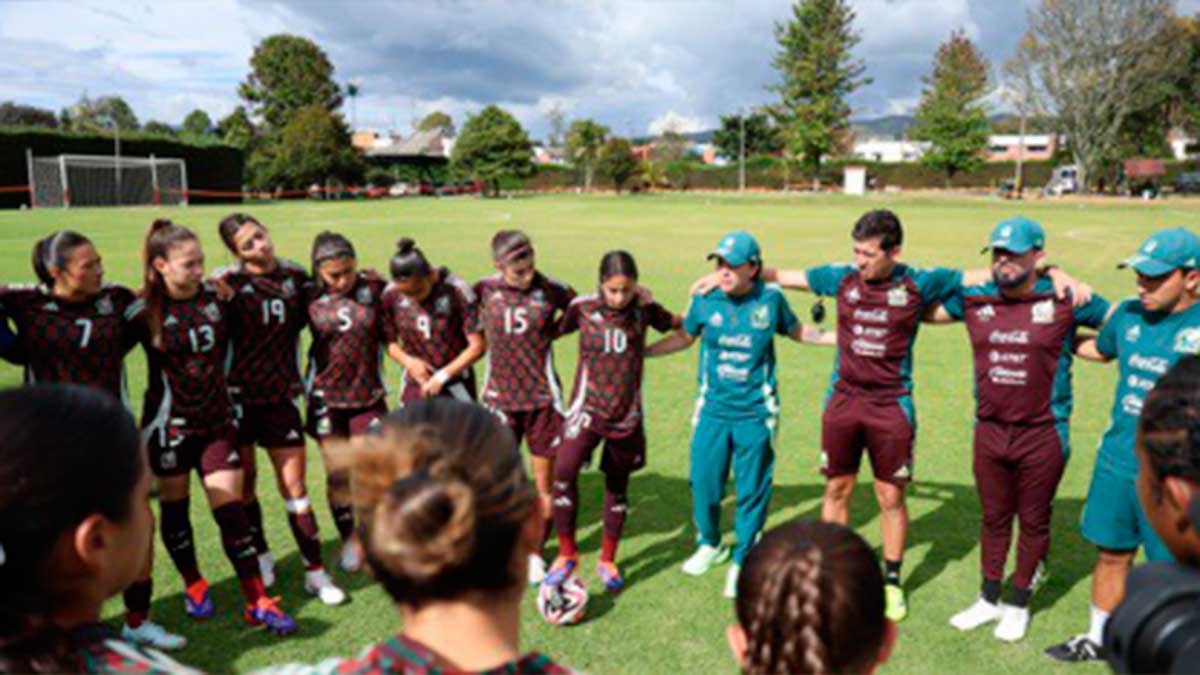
[536,575,588,626]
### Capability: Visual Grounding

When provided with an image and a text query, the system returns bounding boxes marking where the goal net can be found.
[27,153,188,208]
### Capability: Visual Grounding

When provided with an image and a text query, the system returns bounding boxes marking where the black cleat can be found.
[1044,635,1107,662]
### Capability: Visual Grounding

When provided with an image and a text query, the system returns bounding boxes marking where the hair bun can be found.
[396,238,416,255]
[370,468,476,581]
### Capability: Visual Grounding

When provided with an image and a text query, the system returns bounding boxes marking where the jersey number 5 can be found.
[503,307,529,335]
[336,306,354,333]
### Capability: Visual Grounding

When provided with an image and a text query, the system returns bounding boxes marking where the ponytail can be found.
[598,250,638,283]
[217,212,261,255]
[141,219,197,347]
[390,238,432,281]
[30,230,91,288]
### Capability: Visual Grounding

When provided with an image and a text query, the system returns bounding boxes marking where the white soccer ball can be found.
[536,574,588,626]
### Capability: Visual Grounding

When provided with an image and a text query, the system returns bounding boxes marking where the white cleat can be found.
[305,568,347,606]
[258,551,276,588]
[950,596,1003,631]
[339,540,364,573]
[724,563,741,599]
[681,543,730,576]
[527,553,547,586]
[993,604,1030,642]
[121,620,187,650]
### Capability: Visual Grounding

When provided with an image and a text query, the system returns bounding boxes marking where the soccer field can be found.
[0,192,1186,673]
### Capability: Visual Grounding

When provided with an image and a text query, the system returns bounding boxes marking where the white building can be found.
[1169,129,1198,160]
[851,138,929,163]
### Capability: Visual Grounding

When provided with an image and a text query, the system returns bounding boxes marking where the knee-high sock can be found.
[123,579,152,627]
[285,496,324,570]
[601,471,631,562]
[159,498,201,586]
[326,474,355,541]
[244,498,269,555]
[211,503,265,603]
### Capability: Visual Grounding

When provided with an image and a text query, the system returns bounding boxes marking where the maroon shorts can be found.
[306,399,388,441]
[399,372,477,406]
[821,388,915,485]
[147,425,240,478]
[235,400,305,448]
[557,415,647,475]
[491,406,562,458]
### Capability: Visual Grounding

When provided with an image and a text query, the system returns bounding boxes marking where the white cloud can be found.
[648,111,708,136]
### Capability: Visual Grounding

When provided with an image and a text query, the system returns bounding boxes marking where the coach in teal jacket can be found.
[648,230,831,598]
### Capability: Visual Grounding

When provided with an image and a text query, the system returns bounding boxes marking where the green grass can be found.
[0,192,1187,674]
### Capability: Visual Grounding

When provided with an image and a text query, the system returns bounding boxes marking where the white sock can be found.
[1087,604,1109,644]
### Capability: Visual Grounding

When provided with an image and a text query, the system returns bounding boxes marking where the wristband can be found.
[432,369,451,385]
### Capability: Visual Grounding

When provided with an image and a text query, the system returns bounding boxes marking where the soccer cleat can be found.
[339,540,364,573]
[949,596,1003,631]
[595,561,624,594]
[527,553,548,586]
[258,552,276,588]
[1045,635,1107,662]
[244,596,298,636]
[993,604,1031,642]
[121,621,187,651]
[304,569,347,606]
[544,556,579,587]
[183,579,214,620]
[681,544,730,576]
[884,584,908,622]
[723,563,741,599]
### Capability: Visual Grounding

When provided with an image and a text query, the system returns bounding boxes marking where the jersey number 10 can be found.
[604,328,628,354]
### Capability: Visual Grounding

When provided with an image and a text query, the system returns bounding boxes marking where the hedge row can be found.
[0,128,244,209]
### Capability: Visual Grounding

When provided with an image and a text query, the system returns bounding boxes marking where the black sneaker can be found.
[1044,635,1107,662]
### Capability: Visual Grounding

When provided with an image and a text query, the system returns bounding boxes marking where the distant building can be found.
[986,134,1057,162]
[361,128,456,179]
[533,145,567,166]
[1169,129,1199,160]
[851,138,928,163]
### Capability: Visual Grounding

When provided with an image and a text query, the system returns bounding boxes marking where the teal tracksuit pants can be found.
[689,413,775,564]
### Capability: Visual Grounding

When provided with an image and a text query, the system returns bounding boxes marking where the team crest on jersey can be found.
[531,289,546,306]
[42,301,59,312]
[846,287,861,304]
[94,295,114,316]
[1173,327,1200,354]
[974,304,996,321]
[1031,299,1054,324]
[435,295,451,315]
[709,311,724,328]
[204,302,221,322]
[1126,324,1142,343]
[750,304,771,330]
[281,278,297,298]
[356,286,373,305]
[887,286,909,307]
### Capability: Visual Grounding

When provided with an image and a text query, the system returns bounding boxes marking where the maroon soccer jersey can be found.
[0,283,141,400]
[475,271,575,412]
[213,259,310,404]
[558,295,676,437]
[132,286,234,437]
[306,273,387,408]
[949,283,1106,425]
[380,268,480,370]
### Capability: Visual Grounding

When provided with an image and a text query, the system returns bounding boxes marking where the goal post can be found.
[26,151,189,208]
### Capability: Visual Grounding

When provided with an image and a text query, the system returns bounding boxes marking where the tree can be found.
[911,31,991,183]
[598,138,638,193]
[257,105,363,189]
[1011,0,1185,192]
[62,95,139,132]
[712,111,784,160]
[416,111,455,135]
[0,102,57,129]
[216,106,255,150]
[545,101,568,147]
[142,121,177,136]
[769,0,870,188]
[182,109,213,137]
[653,129,689,162]
[239,34,342,131]
[565,119,609,190]
[451,105,534,197]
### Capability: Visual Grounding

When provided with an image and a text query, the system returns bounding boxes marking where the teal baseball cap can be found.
[707,230,762,267]
[981,216,1045,254]
[1118,228,1200,276]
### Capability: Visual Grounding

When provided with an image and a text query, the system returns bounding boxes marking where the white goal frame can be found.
[26,149,189,208]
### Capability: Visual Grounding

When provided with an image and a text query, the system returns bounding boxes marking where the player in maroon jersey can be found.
[544,250,679,593]
[474,230,576,584]
[136,219,296,635]
[214,213,346,606]
[380,237,484,405]
[0,231,185,651]
[305,231,389,573]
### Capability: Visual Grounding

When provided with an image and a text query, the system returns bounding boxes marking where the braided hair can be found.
[1140,355,1200,486]
[735,520,887,674]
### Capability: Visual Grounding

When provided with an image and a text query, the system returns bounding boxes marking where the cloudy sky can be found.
[2,0,1197,139]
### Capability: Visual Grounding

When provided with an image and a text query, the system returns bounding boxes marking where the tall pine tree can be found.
[769,0,870,188]
[912,30,991,184]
